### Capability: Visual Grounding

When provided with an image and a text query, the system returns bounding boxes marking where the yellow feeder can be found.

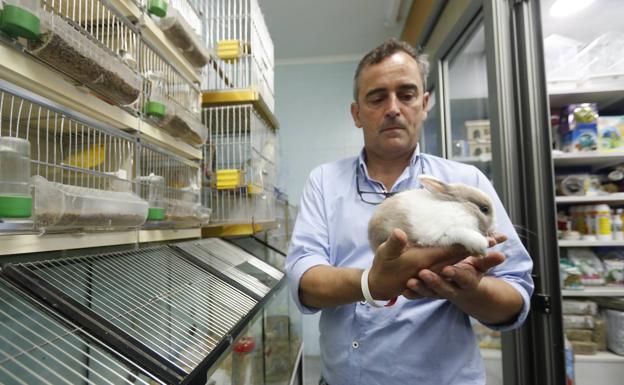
[216,169,242,189]
[217,40,242,61]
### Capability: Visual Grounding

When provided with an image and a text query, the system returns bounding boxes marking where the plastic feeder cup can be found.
[0,5,40,40]
[148,0,168,18]
[147,207,165,221]
[0,195,32,218]
[144,101,166,119]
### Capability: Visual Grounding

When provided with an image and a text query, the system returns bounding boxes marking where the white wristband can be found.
[361,268,383,308]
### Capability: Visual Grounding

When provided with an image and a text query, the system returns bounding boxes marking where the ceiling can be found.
[258,0,414,63]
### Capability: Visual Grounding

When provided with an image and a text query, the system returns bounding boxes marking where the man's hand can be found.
[401,233,508,300]
[367,228,471,300]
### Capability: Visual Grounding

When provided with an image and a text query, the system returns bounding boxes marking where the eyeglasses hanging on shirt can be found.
[356,155,426,205]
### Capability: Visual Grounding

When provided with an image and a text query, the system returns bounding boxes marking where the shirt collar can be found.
[357,144,421,178]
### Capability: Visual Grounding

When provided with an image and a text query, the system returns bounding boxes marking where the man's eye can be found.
[400,93,415,101]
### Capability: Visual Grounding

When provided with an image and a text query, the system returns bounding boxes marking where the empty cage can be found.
[202,104,276,225]
[202,0,275,112]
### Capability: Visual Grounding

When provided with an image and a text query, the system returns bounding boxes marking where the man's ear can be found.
[351,102,362,128]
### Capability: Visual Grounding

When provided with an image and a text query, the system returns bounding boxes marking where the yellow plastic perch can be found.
[215,169,242,189]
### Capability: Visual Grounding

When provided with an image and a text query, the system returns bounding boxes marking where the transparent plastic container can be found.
[144,72,167,120]
[162,103,207,145]
[165,189,201,226]
[0,0,40,40]
[28,12,141,106]
[581,32,624,79]
[33,176,148,230]
[543,34,584,80]
[0,137,32,218]
[137,173,165,221]
[155,6,208,68]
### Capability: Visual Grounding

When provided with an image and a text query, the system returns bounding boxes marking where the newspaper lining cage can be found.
[0,81,148,232]
[140,38,207,146]
[202,104,276,225]
[202,0,275,112]
[0,0,142,112]
[137,140,207,227]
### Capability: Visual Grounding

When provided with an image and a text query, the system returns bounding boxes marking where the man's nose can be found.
[385,94,400,118]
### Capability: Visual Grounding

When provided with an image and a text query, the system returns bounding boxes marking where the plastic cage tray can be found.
[0,245,275,384]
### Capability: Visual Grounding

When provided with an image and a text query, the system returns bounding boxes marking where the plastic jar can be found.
[0,0,40,40]
[0,137,32,218]
[138,173,165,221]
[596,204,612,241]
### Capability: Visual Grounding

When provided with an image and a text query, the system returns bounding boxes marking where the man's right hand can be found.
[367,228,472,300]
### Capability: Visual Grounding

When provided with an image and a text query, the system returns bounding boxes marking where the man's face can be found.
[351,51,429,161]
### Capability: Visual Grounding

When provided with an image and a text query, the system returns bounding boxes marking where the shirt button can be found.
[359,301,366,305]
[352,341,359,349]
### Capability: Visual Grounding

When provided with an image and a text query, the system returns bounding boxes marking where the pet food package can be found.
[605,309,624,355]
[559,103,599,152]
[570,340,598,355]
[603,259,624,285]
[562,300,598,316]
[563,315,595,329]
[567,248,606,285]
[32,176,148,230]
[598,116,624,151]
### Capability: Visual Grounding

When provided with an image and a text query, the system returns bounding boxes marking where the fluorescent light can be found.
[549,0,596,18]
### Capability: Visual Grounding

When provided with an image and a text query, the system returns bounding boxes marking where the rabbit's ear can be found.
[419,175,453,198]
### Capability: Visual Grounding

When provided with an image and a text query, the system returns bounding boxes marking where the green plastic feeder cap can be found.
[147,207,165,221]
[144,101,166,119]
[0,195,32,218]
[148,0,168,18]
[0,5,40,41]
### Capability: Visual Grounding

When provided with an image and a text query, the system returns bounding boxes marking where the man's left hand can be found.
[402,251,505,300]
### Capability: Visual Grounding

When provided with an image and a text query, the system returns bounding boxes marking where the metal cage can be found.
[0,80,147,231]
[202,104,276,225]
[10,0,143,110]
[140,38,206,145]
[202,0,275,112]
[137,140,205,227]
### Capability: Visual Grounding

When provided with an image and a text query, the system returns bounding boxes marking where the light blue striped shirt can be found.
[286,147,534,385]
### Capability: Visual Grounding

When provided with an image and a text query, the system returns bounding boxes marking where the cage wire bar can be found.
[0,81,147,231]
[202,103,276,225]
[137,140,206,226]
[16,246,258,376]
[202,0,275,112]
[0,278,166,385]
[25,0,143,110]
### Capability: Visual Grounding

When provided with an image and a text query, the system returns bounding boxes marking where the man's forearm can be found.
[452,277,524,325]
[299,265,365,308]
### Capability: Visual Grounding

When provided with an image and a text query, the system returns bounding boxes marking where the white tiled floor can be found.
[304,355,321,385]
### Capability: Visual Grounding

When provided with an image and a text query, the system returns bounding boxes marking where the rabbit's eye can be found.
[479,205,490,214]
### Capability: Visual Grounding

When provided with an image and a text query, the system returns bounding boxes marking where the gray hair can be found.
[353,38,429,102]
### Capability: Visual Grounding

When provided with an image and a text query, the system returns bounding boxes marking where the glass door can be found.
[443,23,493,180]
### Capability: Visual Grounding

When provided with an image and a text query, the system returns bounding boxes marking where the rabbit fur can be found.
[367,175,496,256]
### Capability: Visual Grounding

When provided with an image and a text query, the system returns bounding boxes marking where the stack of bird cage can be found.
[137,140,205,228]
[140,0,210,70]
[140,38,206,146]
[202,104,276,225]
[0,0,142,112]
[201,0,275,112]
[0,82,148,232]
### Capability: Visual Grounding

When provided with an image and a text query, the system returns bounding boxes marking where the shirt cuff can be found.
[480,280,531,332]
[288,254,332,314]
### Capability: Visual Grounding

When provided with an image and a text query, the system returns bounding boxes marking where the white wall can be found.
[275,59,364,356]
[275,59,364,203]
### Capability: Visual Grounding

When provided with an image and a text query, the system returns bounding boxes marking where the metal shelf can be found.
[0,229,200,256]
[555,193,624,204]
[552,151,624,168]
[562,287,624,297]
[548,77,624,110]
[558,240,624,247]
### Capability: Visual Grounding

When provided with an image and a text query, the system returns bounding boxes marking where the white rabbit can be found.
[367,175,496,256]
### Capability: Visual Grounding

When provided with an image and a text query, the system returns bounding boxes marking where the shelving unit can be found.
[555,193,624,204]
[562,287,624,297]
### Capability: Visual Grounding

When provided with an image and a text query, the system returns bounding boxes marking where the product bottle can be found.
[565,335,576,385]
[615,209,624,240]
[596,204,612,240]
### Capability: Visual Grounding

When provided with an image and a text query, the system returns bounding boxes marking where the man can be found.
[286,39,533,385]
